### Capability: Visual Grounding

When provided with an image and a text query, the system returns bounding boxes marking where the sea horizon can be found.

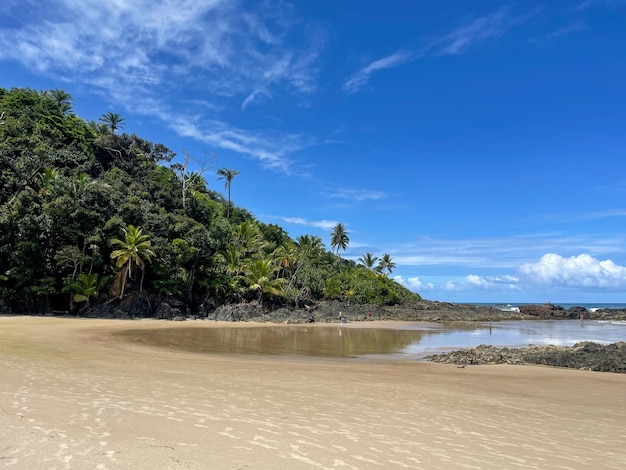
[470,302,626,313]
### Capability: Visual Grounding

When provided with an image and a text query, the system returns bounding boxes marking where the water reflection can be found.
[120,326,427,358]
[118,320,626,360]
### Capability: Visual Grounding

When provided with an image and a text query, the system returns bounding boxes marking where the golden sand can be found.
[1,316,625,469]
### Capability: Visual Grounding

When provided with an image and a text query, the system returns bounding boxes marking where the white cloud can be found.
[0,0,324,172]
[394,275,435,291]
[580,208,626,219]
[241,88,271,110]
[277,217,338,231]
[342,50,413,93]
[342,6,537,94]
[326,188,388,201]
[425,7,517,56]
[520,253,626,288]
[167,115,316,173]
[442,274,520,292]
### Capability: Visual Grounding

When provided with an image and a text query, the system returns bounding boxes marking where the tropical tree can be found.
[172,150,215,210]
[87,120,109,135]
[69,272,108,308]
[45,89,73,114]
[295,234,324,258]
[358,253,379,270]
[244,257,286,304]
[330,223,349,256]
[110,225,155,298]
[378,253,396,276]
[234,221,267,257]
[99,112,125,134]
[217,168,240,218]
[37,168,60,196]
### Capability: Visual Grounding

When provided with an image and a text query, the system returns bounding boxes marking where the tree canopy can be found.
[0,87,420,315]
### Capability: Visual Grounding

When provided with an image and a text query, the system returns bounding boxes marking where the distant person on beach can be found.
[338,311,343,323]
[368,311,372,321]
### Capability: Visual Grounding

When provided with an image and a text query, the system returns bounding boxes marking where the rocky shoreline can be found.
[65,297,626,323]
[5,296,625,324]
[426,342,626,373]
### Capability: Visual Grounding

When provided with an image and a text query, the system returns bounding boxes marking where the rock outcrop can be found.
[426,342,626,373]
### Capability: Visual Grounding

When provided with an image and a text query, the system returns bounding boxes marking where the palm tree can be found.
[69,273,108,308]
[358,253,379,270]
[217,168,240,218]
[377,253,396,276]
[330,223,349,256]
[87,120,110,136]
[37,168,60,196]
[295,234,324,258]
[99,112,125,134]
[46,89,73,114]
[234,221,266,256]
[110,225,155,298]
[244,257,286,304]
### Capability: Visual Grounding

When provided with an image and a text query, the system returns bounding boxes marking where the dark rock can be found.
[426,341,626,373]
[155,303,181,320]
[518,303,566,318]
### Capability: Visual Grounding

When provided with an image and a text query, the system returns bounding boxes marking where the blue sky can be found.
[1,0,626,304]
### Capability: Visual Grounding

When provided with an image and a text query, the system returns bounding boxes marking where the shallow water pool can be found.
[119,320,626,360]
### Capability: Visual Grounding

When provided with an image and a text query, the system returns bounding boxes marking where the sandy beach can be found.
[1,317,626,469]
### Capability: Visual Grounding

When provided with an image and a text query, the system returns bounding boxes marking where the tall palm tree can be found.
[377,253,396,276]
[330,223,349,256]
[358,253,379,270]
[217,168,240,218]
[99,112,125,134]
[110,225,155,298]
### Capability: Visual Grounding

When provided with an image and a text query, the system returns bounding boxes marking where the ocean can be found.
[472,302,626,313]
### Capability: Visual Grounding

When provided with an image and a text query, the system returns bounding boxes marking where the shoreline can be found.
[2,316,626,468]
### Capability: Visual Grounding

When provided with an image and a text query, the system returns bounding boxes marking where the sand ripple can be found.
[1,317,626,469]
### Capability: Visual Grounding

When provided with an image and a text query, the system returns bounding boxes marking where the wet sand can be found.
[1,317,626,469]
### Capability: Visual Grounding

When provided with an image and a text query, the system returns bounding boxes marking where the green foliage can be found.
[69,272,109,305]
[330,222,349,255]
[325,267,420,306]
[110,225,155,298]
[0,87,421,313]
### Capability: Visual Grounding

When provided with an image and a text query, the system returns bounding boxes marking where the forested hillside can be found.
[0,88,419,316]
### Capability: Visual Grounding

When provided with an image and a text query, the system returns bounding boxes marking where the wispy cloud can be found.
[342,50,413,94]
[424,6,533,56]
[272,216,338,231]
[241,88,271,110]
[544,21,587,39]
[167,114,317,173]
[580,209,626,219]
[0,0,324,172]
[343,6,537,93]
[326,187,388,201]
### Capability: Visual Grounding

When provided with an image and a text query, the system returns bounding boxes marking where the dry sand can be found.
[1,316,625,470]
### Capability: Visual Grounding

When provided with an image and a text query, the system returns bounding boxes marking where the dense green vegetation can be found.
[0,87,420,315]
